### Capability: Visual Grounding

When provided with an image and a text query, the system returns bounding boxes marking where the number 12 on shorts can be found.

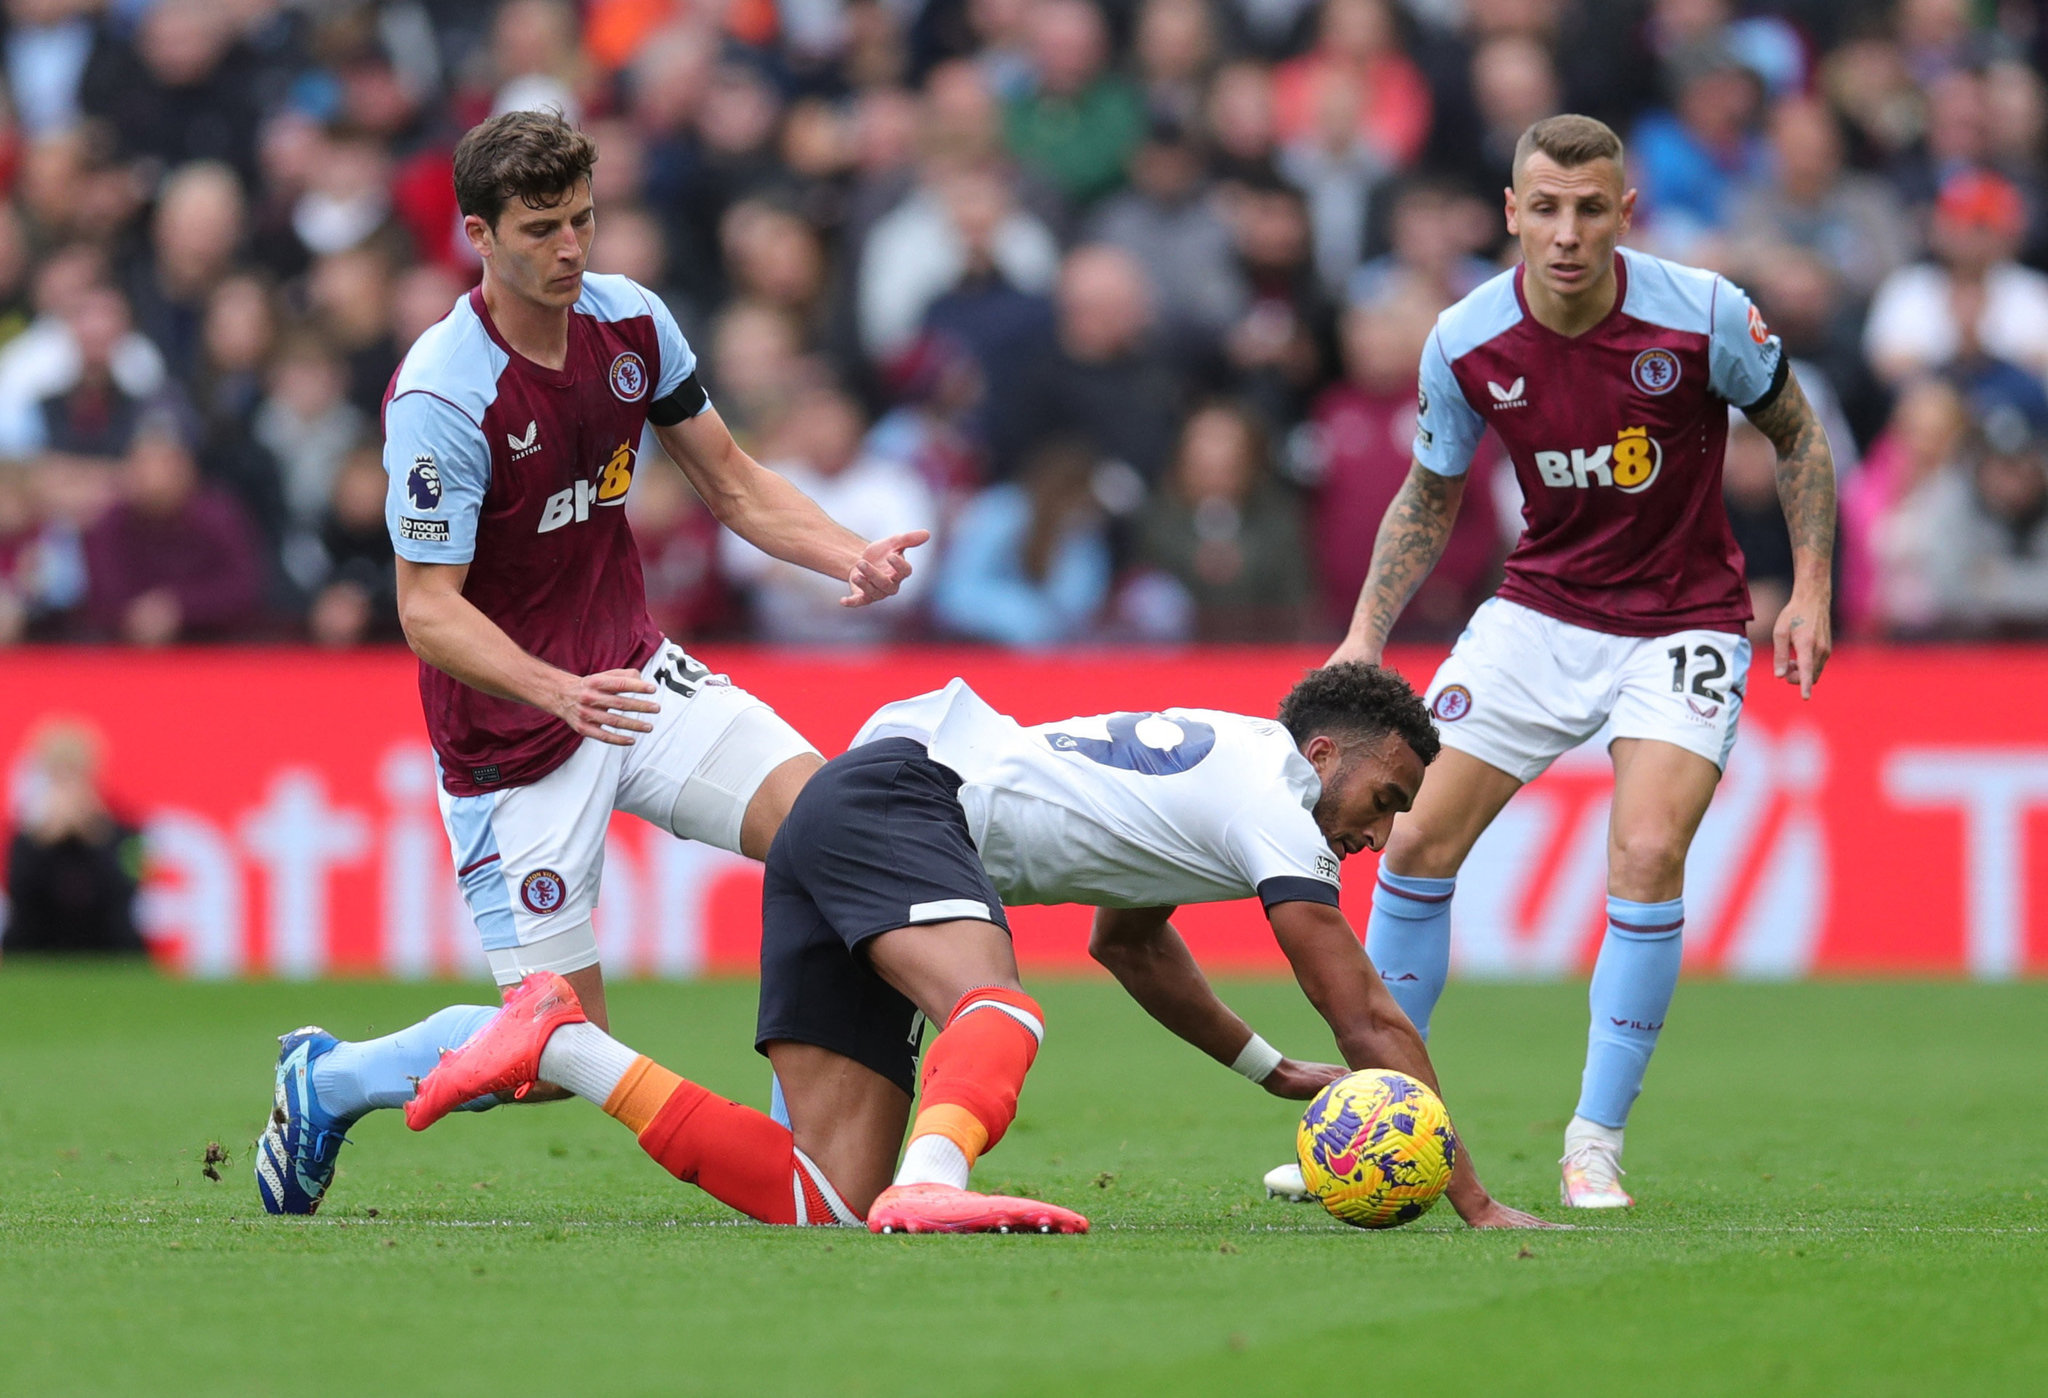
[1667,643,1729,703]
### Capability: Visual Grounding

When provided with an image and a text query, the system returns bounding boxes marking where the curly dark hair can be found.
[1277,662,1441,765]
[453,110,598,229]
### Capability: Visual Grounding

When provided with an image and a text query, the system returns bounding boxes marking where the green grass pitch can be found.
[2,965,2044,1397]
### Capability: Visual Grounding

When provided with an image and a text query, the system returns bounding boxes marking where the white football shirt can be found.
[852,679,1344,911]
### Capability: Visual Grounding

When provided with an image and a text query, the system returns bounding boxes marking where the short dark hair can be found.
[1512,114,1624,182]
[1278,663,1440,766]
[453,110,598,229]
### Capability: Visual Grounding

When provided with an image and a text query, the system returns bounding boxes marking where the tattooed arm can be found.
[1328,462,1466,666]
[1743,370,1836,699]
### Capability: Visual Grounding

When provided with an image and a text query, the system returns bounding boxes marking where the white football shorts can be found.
[1423,598,1752,784]
[438,640,817,985]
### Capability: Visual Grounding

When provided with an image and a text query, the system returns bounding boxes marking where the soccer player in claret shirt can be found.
[253,111,928,1215]
[1271,115,1837,1209]
[408,665,1556,1233]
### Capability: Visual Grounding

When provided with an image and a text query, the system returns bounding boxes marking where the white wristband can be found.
[1230,1033,1283,1085]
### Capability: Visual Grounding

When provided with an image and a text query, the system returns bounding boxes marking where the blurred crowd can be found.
[0,0,2043,653]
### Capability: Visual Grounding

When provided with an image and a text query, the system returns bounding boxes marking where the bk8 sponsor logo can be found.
[1532,425,1662,494]
[537,440,637,533]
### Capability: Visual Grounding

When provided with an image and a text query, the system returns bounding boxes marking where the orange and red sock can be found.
[605,1058,853,1225]
[894,987,1044,1188]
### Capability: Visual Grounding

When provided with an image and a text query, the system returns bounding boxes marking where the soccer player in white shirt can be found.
[409,664,1557,1232]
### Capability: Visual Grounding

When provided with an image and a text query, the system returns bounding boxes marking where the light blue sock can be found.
[769,1073,790,1128]
[1364,870,1456,1040]
[310,1004,501,1123]
[1576,896,1685,1129]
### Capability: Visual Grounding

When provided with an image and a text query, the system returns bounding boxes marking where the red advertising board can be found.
[3,646,2045,978]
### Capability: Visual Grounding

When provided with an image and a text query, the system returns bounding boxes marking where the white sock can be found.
[535,1022,640,1104]
[1566,1114,1625,1154]
[894,1133,971,1189]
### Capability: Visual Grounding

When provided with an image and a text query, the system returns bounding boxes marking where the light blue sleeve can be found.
[384,390,491,564]
[1411,327,1486,477]
[640,284,698,401]
[1708,275,1787,409]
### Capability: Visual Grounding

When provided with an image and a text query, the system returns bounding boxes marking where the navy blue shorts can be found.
[754,739,1009,1095]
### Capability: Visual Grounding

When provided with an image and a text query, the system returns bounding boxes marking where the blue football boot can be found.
[255,1026,353,1215]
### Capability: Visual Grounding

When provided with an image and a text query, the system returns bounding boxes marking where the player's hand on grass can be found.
[558,669,660,745]
[842,530,931,607]
[1461,1199,1569,1229]
[1261,1058,1348,1100]
[1772,589,1832,700]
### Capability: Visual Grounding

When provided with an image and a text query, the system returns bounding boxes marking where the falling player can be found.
[408,665,1557,1232]
[254,111,927,1214]
[1274,115,1835,1208]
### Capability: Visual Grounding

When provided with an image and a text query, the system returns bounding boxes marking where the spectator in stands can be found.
[1631,37,1768,250]
[82,409,261,644]
[305,444,398,648]
[1458,32,1562,200]
[306,250,401,417]
[1865,171,2048,389]
[1270,0,1431,171]
[254,333,367,597]
[1729,95,1912,301]
[705,300,819,450]
[190,272,287,560]
[0,247,165,457]
[992,243,1180,486]
[1205,59,1281,188]
[1141,400,1311,641]
[128,161,245,378]
[79,0,262,182]
[23,282,156,462]
[721,197,835,353]
[720,383,938,643]
[860,158,1058,361]
[1847,377,1970,639]
[1134,0,1218,129]
[1306,290,1499,638]
[1347,176,1495,312]
[1277,52,1392,299]
[1917,411,2048,638]
[933,437,1111,646]
[1003,0,1144,207]
[1218,177,1335,428]
[866,331,988,506]
[1087,113,1245,351]
[2,720,145,958]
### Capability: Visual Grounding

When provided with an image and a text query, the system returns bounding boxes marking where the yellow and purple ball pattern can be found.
[1295,1070,1458,1229]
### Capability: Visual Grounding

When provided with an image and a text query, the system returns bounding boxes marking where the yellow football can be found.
[1295,1070,1457,1229]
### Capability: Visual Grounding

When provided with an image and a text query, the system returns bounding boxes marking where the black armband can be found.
[1256,876,1342,911]
[647,372,709,426]
[1740,352,1791,415]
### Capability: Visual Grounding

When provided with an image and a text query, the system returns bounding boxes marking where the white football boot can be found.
[1262,1163,1313,1201]
[1559,1118,1633,1208]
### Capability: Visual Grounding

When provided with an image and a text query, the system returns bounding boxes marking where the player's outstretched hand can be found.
[1772,590,1832,700]
[841,530,931,607]
[1461,1200,1570,1229]
[560,669,659,745]
[1262,1058,1349,1100]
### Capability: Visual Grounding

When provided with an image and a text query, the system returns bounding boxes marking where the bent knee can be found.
[1382,820,1469,880]
[1607,831,1689,900]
